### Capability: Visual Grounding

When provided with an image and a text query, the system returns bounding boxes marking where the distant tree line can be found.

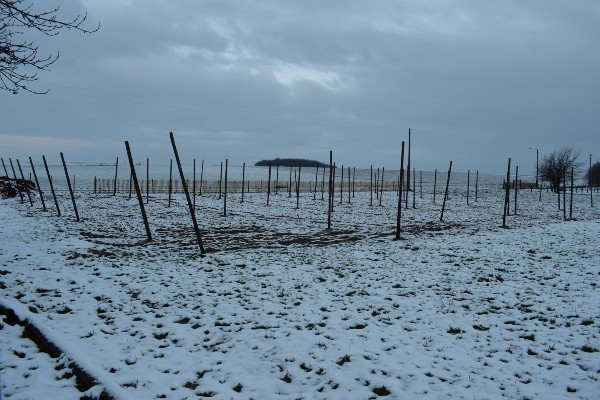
[255,158,328,168]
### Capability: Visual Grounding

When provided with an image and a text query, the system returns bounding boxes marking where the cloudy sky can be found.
[1,0,599,175]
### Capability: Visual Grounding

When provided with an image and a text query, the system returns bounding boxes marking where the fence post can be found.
[224,158,228,216]
[475,171,479,202]
[1,157,8,177]
[379,167,385,206]
[193,158,196,210]
[327,151,333,229]
[514,165,518,215]
[168,159,173,207]
[169,132,205,254]
[241,162,245,203]
[16,159,33,206]
[440,161,452,222]
[267,164,272,206]
[125,142,151,241]
[569,166,574,219]
[502,158,511,228]
[29,157,46,211]
[370,165,373,206]
[60,153,79,221]
[42,155,60,216]
[8,158,24,203]
[395,141,405,239]
[296,164,301,209]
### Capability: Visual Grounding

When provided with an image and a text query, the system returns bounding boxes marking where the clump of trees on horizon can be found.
[255,158,328,168]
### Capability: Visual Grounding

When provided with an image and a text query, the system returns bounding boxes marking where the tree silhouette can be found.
[0,0,98,94]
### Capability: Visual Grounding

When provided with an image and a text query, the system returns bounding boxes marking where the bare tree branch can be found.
[0,0,99,94]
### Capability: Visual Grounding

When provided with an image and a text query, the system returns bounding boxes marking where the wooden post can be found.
[395,141,405,240]
[352,167,356,198]
[589,155,593,207]
[327,151,333,229]
[60,153,79,222]
[467,170,470,206]
[16,159,33,206]
[347,166,351,203]
[193,159,196,210]
[569,166,574,219]
[93,176,97,194]
[419,170,423,199]
[29,157,47,211]
[502,158,511,228]
[440,161,452,222]
[332,163,336,212]
[375,167,379,199]
[267,164,272,206]
[125,142,152,240]
[168,159,173,207]
[514,165,518,215]
[224,159,228,216]
[406,128,411,209]
[169,132,205,254]
[1,157,8,177]
[42,155,60,216]
[8,158,24,203]
[113,157,118,196]
[433,169,437,204]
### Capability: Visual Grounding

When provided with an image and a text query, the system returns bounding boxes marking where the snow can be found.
[1,186,599,399]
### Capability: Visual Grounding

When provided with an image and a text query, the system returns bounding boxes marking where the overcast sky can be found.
[1,0,599,175]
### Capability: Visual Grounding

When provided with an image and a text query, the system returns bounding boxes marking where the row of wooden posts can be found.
[2,131,595,255]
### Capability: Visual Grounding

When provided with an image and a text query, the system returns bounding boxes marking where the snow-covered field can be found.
[1,186,599,399]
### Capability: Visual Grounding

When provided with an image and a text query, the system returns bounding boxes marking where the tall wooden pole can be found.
[440,161,452,222]
[223,159,228,216]
[145,158,149,203]
[352,167,356,198]
[125,142,152,241]
[395,141,405,239]
[16,159,33,206]
[169,132,205,254]
[502,158,511,228]
[1,157,8,177]
[29,157,46,211]
[590,154,594,207]
[276,164,279,195]
[327,151,333,229]
[42,155,60,216]
[314,166,318,200]
[60,152,79,221]
[340,165,344,205]
[569,166,574,219]
[296,164,301,209]
[475,170,479,202]
[406,128,411,209]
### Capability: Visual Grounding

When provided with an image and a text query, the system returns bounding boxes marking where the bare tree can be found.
[539,146,581,209]
[586,161,600,187]
[0,0,98,94]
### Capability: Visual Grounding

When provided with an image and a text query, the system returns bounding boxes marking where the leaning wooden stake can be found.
[1,157,8,177]
[125,142,152,241]
[29,157,46,211]
[169,132,205,254]
[502,158,511,228]
[395,141,405,240]
[60,152,79,221]
[42,155,60,216]
[440,161,452,222]
[15,159,33,206]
